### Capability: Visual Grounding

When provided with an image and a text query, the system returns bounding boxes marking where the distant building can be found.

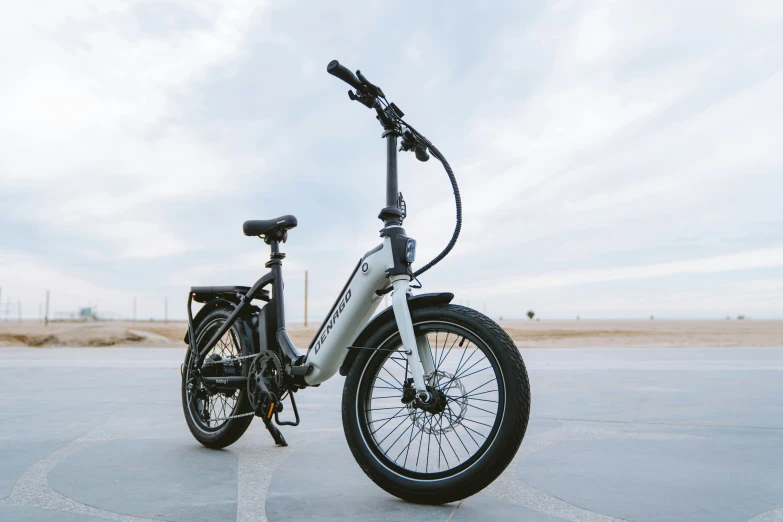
[79,307,98,321]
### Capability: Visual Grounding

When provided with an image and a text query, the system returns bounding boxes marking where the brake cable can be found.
[395,117,462,278]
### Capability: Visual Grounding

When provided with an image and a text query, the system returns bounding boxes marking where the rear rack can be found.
[190,285,271,303]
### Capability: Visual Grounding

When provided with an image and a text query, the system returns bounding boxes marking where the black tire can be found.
[181,306,254,449]
[342,304,530,504]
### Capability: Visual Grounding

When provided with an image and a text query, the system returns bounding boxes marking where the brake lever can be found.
[399,128,429,161]
[356,70,385,98]
[348,90,376,109]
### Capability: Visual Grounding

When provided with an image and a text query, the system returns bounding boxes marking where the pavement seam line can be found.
[0,418,159,521]
[484,420,701,521]
[443,499,463,522]
[236,427,343,522]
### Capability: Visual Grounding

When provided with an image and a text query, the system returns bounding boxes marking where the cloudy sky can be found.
[1,0,781,321]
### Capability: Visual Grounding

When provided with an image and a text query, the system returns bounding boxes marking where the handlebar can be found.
[326,60,364,91]
[326,59,428,161]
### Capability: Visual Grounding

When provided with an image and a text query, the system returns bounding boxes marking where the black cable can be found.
[411,142,462,278]
[396,117,462,278]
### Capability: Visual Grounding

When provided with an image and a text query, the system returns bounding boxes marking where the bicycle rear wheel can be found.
[181,306,254,449]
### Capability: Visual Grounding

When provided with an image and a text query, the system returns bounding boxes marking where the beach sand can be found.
[1,318,780,348]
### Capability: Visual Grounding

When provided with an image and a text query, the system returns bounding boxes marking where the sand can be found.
[1,318,780,348]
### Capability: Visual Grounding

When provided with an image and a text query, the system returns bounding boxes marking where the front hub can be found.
[416,387,448,414]
[401,378,447,415]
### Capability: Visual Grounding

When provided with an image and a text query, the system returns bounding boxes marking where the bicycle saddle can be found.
[243,215,297,239]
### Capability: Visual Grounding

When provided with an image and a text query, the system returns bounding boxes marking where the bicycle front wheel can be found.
[342,304,530,504]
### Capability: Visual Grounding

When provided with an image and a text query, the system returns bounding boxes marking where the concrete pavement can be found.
[1,347,782,521]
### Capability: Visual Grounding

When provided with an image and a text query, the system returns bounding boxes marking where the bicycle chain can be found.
[191,352,261,422]
[200,352,258,367]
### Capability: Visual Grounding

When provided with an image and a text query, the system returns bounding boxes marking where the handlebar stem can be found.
[386,132,398,209]
[378,130,403,227]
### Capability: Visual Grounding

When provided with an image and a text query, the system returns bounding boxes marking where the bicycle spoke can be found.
[446,394,498,404]
[434,414,450,468]
[365,326,503,475]
[369,406,407,435]
[370,411,411,424]
[397,410,429,464]
[387,356,408,372]
[382,366,403,387]
[453,362,492,381]
[466,403,497,416]
[461,417,494,429]
[383,415,421,459]
[437,413,461,463]
[374,375,402,391]
[399,413,420,466]
[462,423,489,441]
[435,333,458,372]
[463,378,497,398]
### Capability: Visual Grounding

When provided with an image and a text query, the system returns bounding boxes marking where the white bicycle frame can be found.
[302,236,433,397]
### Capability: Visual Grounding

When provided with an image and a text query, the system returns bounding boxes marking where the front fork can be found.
[390,277,436,399]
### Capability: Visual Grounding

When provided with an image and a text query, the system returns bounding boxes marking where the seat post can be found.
[266,240,286,328]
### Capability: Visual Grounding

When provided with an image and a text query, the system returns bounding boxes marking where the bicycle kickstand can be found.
[263,416,287,447]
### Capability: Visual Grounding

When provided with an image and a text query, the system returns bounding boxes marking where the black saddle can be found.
[243,215,297,242]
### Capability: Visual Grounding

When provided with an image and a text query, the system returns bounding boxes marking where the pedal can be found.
[265,400,276,420]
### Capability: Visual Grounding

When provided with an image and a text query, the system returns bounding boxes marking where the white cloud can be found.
[1,1,781,320]
[465,246,783,298]
[0,1,266,260]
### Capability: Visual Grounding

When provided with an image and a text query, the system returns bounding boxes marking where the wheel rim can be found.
[185,318,244,432]
[357,321,505,480]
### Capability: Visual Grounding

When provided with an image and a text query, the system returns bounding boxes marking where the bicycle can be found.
[181,60,531,504]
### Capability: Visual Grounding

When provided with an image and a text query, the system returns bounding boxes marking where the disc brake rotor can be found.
[247,352,283,412]
[409,370,467,435]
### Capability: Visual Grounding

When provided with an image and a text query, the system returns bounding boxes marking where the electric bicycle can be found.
[181,60,531,504]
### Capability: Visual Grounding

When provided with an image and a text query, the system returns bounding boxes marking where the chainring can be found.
[247,351,283,412]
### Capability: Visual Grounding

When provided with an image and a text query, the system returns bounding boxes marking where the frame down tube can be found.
[303,244,389,385]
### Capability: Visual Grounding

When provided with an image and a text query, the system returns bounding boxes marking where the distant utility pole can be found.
[304,270,309,327]
[5,298,9,322]
[133,297,137,323]
[17,300,21,323]
[39,302,42,323]
[45,291,50,327]
[164,297,168,323]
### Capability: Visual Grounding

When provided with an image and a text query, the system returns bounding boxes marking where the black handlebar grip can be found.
[327,60,363,91]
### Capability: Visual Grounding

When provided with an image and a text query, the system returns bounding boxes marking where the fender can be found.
[183,297,257,350]
[338,292,454,376]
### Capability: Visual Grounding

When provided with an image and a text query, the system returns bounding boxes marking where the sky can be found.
[1,0,782,321]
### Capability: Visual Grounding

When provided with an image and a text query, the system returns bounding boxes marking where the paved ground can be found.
[1,347,782,521]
